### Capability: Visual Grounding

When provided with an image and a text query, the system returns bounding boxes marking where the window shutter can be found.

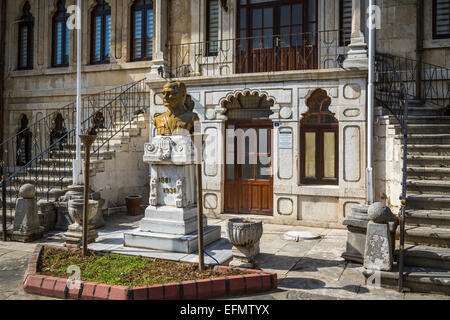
[340,0,352,46]
[435,0,450,38]
[207,0,219,55]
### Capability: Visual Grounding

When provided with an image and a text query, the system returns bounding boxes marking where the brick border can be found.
[23,245,277,300]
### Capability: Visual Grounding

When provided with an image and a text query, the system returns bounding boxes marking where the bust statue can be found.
[153,81,199,135]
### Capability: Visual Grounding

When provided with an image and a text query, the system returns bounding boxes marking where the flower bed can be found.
[23,245,278,300]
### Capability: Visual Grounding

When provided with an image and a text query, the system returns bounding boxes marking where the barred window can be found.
[131,0,154,61]
[91,0,111,64]
[18,2,34,70]
[206,0,219,56]
[340,0,352,46]
[52,0,70,67]
[434,0,450,39]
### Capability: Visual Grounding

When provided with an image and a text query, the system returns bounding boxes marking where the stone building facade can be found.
[1,0,449,228]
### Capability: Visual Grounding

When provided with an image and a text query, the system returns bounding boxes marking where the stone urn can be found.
[64,199,99,248]
[227,218,263,268]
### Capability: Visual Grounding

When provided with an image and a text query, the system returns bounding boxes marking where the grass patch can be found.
[38,247,248,287]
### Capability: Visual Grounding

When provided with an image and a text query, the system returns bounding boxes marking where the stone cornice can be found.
[146,68,369,89]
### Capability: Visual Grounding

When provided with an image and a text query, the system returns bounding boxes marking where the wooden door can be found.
[224,120,273,215]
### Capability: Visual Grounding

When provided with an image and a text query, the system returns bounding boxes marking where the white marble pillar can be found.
[343,0,368,69]
[147,0,169,79]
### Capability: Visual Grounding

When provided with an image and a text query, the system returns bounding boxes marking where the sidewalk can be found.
[0,213,449,300]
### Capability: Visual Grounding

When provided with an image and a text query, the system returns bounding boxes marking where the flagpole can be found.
[74,0,82,185]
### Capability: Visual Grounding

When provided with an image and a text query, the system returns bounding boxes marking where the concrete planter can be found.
[227,219,263,268]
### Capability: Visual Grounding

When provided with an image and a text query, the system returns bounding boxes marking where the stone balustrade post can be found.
[343,0,368,69]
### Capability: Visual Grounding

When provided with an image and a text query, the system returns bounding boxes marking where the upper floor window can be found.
[18,2,34,70]
[131,0,153,61]
[340,0,352,46]
[206,0,219,56]
[433,0,450,39]
[52,0,70,67]
[91,0,111,64]
[300,89,338,185]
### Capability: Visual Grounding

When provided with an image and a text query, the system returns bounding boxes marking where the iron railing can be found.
[168,30,350,78]
[375,52,450,292]
[1,79,149,238]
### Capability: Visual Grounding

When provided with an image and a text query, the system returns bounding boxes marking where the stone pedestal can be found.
[124,135,221,254]
[363,203,398,272]
[37,200,57,232]
[343,204,397,264]
[230,243,260,269]
[63,199,99,248]
[10,184,44,242]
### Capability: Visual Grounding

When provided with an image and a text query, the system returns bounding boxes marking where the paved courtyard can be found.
[0,212,448,300]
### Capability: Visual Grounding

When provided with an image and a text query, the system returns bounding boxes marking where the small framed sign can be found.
[279,129,293,149]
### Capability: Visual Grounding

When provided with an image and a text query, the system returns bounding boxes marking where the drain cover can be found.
[284,231,321,241]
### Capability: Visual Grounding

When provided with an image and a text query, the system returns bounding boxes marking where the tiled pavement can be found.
[1,213,449,300]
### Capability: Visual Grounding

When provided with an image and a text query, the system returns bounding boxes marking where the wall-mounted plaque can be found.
[279,129,293,149]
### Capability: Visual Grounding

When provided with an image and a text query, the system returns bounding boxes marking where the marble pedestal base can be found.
[229,242,260,268]
[124,225,221,254]
[63,224,98,248]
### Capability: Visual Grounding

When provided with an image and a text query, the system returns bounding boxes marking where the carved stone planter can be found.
[63,199,99,248]
[227,218,263,268]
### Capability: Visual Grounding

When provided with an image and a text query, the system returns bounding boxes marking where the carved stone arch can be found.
[215,88,279,121]
[300,88,336,122]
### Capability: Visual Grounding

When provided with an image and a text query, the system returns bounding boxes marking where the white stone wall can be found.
[146,68,368,229]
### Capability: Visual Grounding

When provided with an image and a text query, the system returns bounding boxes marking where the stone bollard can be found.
[364,202,398,272]
[12,184,44,242]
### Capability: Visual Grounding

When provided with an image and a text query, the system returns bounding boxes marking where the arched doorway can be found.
[50,112,67,151]
[16,115,32,166]
[224,92,273,215]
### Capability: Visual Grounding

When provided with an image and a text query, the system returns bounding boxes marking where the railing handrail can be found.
[0,78,147,187]
[0,82,142,150]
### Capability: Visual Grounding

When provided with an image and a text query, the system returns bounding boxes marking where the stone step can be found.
[401,245,450,270]
[49,150,115,160]
[407,154,450,166]
[407,179,450,195]
[408,167,450,181]
[377,104,444,117]
[405,115,450,125]
[407,194,450,210]
[406,210,450,228]
[401,134,450,145]
[395,124,450,135]
[407,144,450,156]
[405,226,450,247]
[363,266,450,295]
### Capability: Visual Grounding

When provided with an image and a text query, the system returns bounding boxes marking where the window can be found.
[52,0,70,67]
[340,0,352,46]
[300,89,338,185]
[131,0,153,61]
[18,2,34,70]
[91,0,111,64]
[206,0,219,56]
[433,0,450,39]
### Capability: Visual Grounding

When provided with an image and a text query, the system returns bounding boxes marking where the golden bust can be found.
[153,81,199,135]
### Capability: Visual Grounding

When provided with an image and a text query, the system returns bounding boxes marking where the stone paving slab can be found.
[1,213,450,300]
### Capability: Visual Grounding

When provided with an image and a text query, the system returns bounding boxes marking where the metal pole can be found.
[367,0,376,205]
[196,162,205,272]
[82,143,90,256]
[74,0,82,184]
[1,175,6,241]
[195,132,205,272]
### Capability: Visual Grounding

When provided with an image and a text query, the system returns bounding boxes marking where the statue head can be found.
[162,81,187,111]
